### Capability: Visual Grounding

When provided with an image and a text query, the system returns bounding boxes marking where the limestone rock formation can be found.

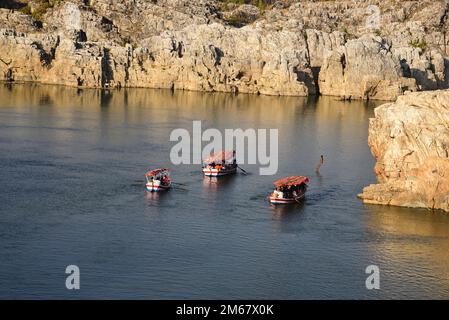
[2,0,449,99]
[359,90,449,212]
[0,3,316,95]
[139,23,315,95]
[305,29,346,68]
[318,35,417,100]
[0,29,105,87]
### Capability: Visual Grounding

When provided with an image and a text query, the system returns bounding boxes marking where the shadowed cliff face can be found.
[359,90,449,212]
[0,1,28,10]
[0,0,449,99]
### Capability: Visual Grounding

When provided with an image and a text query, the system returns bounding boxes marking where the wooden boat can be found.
[145,168,171,192]
[269,176,309,204]
[202,150,237,177]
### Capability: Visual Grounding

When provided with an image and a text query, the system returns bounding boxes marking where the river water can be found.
[0,84,448,299]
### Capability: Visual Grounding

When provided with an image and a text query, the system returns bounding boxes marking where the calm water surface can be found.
[0,84,449,299]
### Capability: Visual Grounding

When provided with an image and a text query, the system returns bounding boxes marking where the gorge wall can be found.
[359,90,449,212]
[1,0,449,100]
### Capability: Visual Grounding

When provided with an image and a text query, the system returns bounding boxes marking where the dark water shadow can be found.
[271,201,306,219]
[145,189,173,207]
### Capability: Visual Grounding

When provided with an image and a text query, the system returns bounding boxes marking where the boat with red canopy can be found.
[145,168,171,192]
[269,176,309,204]
[202,150,237,177]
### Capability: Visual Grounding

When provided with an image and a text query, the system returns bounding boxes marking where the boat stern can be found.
[146,181,171,192]
[202,166,237,177]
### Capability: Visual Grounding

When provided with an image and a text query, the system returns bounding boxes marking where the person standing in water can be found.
[315,155,324,173]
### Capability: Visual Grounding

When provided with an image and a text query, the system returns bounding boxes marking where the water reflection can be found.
[145,190,169,203]
[202,175,235,187]
[364,205,449,298]
[1,83,449,299]
[202,175,237,201]
[271,201,305,219]
[0,83,374,125]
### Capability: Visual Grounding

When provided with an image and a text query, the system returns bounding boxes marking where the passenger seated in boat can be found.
[273,187,284,199]
[284,186,292,199]
[161,175,169,185]
[292,184,305,197]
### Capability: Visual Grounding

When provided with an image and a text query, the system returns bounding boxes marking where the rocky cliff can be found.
[1,0,449,100]
[359,90,449,212]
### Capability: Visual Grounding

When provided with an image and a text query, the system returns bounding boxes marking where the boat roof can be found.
[145,168,170,177]
[203,150,235,163]
[274,176,309,187]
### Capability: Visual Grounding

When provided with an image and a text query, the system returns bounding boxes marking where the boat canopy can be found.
[203,150,235,164]
[145,168,170,177]
[274,176,309,187]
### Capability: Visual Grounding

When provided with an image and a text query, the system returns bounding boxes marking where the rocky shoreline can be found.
[359,90,449,212]
[1,0,449,100]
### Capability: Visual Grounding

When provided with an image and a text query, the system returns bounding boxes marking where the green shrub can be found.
[19,5,32,15]
[219,0,274,11]
[32,2,51,21]
[409,39,427,51]
[223,15,250,27]
[17,1,64,21]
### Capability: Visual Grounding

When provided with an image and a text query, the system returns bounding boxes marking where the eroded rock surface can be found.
[359,90,449,212]
[318,35,418,101]
[1,0,449,99]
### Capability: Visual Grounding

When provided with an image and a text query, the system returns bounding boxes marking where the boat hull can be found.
[145,181,171,192]
[203,166,237,177]
[269,193,305,204]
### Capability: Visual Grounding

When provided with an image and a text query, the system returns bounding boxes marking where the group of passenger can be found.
[203,151,237,171]
[205,161,228,171]
[204,158,237,171]
[148,173,170,186]
[272,183,307,199]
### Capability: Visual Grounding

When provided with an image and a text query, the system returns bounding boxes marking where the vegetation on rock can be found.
[18,0,64,22]
[409,39,427,51]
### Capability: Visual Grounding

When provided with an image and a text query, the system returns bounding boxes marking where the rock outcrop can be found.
[2,0,449,99]
[0,2,316,95]
[139,23,315,95]
[359,90,449,212]
[318,35,418,100]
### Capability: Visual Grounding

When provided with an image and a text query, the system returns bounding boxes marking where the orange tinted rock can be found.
[359,90,449,212]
